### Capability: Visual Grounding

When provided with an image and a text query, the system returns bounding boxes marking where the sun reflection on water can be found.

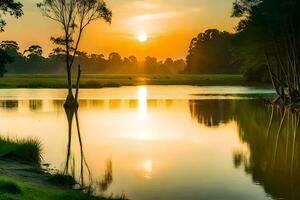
[143,159,153,179]
[138,86,148,120]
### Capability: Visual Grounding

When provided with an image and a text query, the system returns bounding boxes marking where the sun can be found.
[137,32,148,42]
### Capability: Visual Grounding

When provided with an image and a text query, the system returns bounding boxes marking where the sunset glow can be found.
[1,0,238,59]
[137,32,148,42]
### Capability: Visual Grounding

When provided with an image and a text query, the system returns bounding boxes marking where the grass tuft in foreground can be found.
[0,179,22,194]
[0,137,42,164]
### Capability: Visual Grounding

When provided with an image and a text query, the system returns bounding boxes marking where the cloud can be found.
[125,11,179,22]
[129,1,161,10]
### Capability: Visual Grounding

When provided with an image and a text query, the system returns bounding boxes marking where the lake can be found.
[0,86,299,200]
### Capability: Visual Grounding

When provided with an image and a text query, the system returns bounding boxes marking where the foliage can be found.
[37,0,112,98]
[1,41,186,74]
[0,40,22,79]
[231,38,269,82]
[185,29,240,74]
[0,49,13,77]
[0,0,23,32]
[232,0,300,103]
[23,45,43,58]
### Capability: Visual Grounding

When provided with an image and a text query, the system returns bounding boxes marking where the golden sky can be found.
[0,0,238,60]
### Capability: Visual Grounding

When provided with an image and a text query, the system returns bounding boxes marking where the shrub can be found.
[48,173,76,187]
[0,137,42,164]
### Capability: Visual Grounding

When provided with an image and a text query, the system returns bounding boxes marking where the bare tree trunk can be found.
[65,33,73,98]
[75,65,81,103]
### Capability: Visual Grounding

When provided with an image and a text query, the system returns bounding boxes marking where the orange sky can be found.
[0,0,238,60]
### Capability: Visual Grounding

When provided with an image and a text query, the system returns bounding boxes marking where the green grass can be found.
[0,74,268,88]
[0,179,22,194]
[0,177,126,200]
[0,137,42,164]
[47,174,76,187]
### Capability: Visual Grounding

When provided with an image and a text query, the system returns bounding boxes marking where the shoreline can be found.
[0,74,271,89]
[0,137,124,200]
[0,159,125,200]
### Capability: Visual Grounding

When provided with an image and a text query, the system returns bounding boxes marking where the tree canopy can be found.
[0,0,23,32]
[1,41,185,74]
[184,29,240,74]
[0,1,23,77]
[38,0,112,103]
[232,0,300,100]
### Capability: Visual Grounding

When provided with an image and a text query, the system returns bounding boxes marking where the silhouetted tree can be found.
[162,58,185,74]
[0,0,23,32]
[0,40,22,61]
[24,45,43,59]
[144,56,161,74]
[185,29,238,74]
[38,0,112,107]
[0,49,12,77]
[0,1,23,77]
[1,43,185,75]
[232,0,300,105]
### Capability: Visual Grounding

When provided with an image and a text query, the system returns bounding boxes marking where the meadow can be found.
[0,74,265,88]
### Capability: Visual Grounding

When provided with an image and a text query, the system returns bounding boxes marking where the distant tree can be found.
[24,45,43,58]
[108,52,122,63]
[162,58,186,74]
[0,40,21,57]
[0,40,25,73]
[0,42,186,75]
[76,51,89,60]
[90,53,104,60]
[173,59,186,73]
[0,1,23,77]
[128,56,138,64]
[49,47,66,57]
[0,40,19,51]
[108,52,121,61]
[144,56,162,74]
[185,29,235,74]
[38,0,112,106]
[0,0,23,32]
[164,58,173,66]
[0,49,12,76]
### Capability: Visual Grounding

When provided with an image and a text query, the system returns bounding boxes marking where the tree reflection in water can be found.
[189,100,234,127]
[64,106,113,193]
[234,106,300,200]
[189,100,300,200]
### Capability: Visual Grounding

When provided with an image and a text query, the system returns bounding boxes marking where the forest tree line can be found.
[0,40,185,74]
[0,27,265,81]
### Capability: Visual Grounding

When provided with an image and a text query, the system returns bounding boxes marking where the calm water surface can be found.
[0,86,299,200]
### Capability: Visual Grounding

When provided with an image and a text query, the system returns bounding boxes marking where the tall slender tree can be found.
[37,0,112,107]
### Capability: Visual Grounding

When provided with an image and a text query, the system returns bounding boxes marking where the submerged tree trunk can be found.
[266,25,300,111]
[64,65,81,109]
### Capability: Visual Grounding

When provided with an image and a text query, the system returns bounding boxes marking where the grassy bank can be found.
[0,74,268,88]
[0,177,124,200]
[0,137,41,164]
[0,138,124,200]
